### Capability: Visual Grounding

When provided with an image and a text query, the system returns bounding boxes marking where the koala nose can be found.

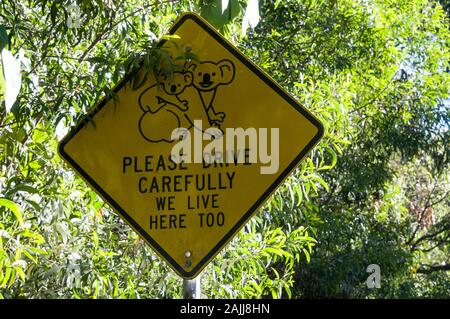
[203,73,211,83]
[170,84,177,93]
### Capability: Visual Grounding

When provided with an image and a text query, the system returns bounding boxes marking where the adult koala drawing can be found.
[187,59,236,128]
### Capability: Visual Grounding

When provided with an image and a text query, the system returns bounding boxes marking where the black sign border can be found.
[58,12,324,279]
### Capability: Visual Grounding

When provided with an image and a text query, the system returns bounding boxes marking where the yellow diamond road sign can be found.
[59,13,324,278]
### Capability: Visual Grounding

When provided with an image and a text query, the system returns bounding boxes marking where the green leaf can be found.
[334,142,343,155]
[0,61,5,101]
[285,285,292,298]
[309,174,330,192]
[28,247,47,255]
[14,266,26,282]
[302,248,311,263]
[15,184,40,194]
[0,25,8,51]
[0,198,24,226]
[264,247,284,257]
[0,264,11,288]
[19,230,45,244]
[274,0,282,9]
[201,0,241,30]
[8,268,16,288]
[319,148,338,171]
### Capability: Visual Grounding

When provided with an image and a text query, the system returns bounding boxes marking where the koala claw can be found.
[212,112,225,123]
[181,100,189,108]
[207,123,224,139]
[210,121,221,128]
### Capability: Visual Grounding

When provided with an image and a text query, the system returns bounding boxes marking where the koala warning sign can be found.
[58,13,324,279]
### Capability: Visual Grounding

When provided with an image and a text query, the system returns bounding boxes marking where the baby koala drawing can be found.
[138,71,193,143]
[187,59,235,128]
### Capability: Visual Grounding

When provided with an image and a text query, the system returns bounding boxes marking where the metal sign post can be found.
[182,275,201,299]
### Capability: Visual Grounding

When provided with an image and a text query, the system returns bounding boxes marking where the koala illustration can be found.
[138,71,220,142]
[138,71,193,143]
[187,59,235,127]
[138,59,235,143]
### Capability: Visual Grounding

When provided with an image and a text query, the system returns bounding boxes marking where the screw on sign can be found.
[58,13,324,295]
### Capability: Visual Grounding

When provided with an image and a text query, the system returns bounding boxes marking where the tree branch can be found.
[410,225,449,251]
[417,264,450,274]
[78,0,171,63]
[406,179,439,245]
[0,120,17,128]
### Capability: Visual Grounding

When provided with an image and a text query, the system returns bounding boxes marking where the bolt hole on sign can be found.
[58,13,324,279]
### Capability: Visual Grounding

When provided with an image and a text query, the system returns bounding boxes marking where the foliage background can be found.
[0,0,449,298]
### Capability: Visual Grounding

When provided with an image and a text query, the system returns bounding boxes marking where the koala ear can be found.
[184,72,193,85]
[218,59,235,85]
[186,62,197,72]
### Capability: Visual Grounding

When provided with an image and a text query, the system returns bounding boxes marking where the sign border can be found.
[58,12,324,279]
